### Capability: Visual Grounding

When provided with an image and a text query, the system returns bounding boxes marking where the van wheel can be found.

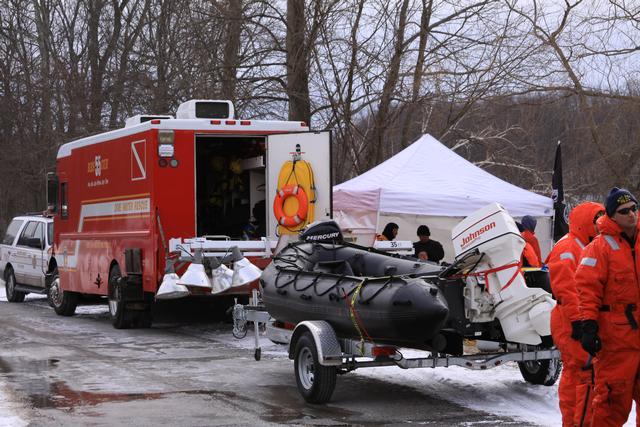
[294,331,337,404]
[49,273,78,316]
[5,267,26,303]
[108,264,132,329]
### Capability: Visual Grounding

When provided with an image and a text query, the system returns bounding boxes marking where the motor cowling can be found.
[299,220,343,243]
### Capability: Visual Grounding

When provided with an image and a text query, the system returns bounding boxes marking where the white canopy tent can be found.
[333,134,554,262]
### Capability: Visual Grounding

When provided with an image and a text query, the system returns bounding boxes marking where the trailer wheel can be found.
[49,272,78,316]
[294,331,337,404]
[518,355,562,386]
[108,264,132,329]
[4,267,26,303]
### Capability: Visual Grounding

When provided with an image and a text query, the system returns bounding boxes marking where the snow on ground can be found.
[0,280,637,426]
[0,382,28,427]
[219,332,637,427]
[0,279,47,303]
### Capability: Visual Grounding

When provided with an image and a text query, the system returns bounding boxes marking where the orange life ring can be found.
[273,184,308,227]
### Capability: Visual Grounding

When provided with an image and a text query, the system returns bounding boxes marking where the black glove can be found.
[581,319,602,356]
[571,320,583,341]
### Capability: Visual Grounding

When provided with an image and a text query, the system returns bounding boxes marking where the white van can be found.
[0,214,53,302]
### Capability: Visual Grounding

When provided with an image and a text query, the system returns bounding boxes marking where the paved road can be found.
[0,296,530,426]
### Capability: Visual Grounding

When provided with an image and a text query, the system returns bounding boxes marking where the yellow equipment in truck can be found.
[273,150,316,235]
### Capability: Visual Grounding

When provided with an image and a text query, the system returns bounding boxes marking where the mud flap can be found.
[120,248,144,302]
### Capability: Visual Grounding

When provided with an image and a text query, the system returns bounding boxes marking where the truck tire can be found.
[518,357,562,386]
[294,331,337,404]
[108,264,132,329]
[49,272,78,316]
[5,267,26,303]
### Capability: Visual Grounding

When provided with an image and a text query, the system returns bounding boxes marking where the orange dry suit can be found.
[521,240,541,267]
[546,202,604,427]
[522,229,542,262]
[575,214,640,427]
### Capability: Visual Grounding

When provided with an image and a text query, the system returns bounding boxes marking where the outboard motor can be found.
[451,203,555,345]
[299,220,344,243]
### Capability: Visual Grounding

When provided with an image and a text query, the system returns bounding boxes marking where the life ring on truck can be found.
[274,184,308,227]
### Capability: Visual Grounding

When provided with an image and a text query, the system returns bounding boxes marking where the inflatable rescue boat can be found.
[260,222,450,348]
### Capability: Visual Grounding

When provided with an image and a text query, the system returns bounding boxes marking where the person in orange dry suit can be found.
[576,188,640,427]
[516,221,541,267]
[521,215,543,262]
[546,202,605,426]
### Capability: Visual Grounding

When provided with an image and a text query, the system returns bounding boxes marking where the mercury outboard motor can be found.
[299,220,344,243]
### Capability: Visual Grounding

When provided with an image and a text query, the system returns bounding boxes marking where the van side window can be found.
[47,222,53,246]
[2,219,24,245]
[33,222,44,248]
[17,221,38,246]
[61,182,68,219]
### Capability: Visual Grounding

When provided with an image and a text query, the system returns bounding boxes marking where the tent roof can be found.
[333,134,553,217]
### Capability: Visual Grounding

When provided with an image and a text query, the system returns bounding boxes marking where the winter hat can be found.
[417,225,430,236]
[605,187,638,217]
[521,215,537,232]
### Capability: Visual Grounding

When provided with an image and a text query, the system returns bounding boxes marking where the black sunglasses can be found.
[616,205,638,215]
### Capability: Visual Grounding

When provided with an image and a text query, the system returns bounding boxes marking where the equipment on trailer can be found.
[233,203,560,403]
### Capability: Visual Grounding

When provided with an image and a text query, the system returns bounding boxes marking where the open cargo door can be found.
[266,131,331,239]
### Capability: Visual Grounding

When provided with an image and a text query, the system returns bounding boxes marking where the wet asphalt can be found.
[0,296,533,426]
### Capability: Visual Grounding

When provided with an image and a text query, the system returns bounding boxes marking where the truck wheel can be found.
[131,303,153,329]
[294,331,337,404]
[49,272,78,316]
[518,357,562,386]
[5,267,26,303]
[108,264,132,329]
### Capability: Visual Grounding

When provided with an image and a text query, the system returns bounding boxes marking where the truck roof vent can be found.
[176,99,235,120]
[125,114,173,127]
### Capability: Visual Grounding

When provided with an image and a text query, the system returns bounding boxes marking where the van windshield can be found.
[3,219,24,245]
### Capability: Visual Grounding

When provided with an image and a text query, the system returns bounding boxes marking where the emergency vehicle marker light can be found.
[158,158,168,167]
[169,159,179,168]
[240,120,251,126]
[158,130,174,144]
[158,130,175,157]
[225,120,237,125]
[151,119,161,124]
[210,120,221,125]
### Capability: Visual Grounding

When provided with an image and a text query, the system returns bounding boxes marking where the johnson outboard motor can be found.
[299,220,344,243]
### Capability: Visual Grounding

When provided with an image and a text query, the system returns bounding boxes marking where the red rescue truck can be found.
[45,99,331,328]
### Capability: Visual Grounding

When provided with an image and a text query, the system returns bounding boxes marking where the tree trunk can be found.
[286,0,311,124]
[221,0,242,102]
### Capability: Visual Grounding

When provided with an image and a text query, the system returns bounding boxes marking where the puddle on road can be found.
[0,357,352,423]
[0,357,162,411]
[0,357,59,374]
[259,384,357,424]
[28,381,164,409]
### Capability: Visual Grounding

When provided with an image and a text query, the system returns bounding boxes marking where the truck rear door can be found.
[266,131,332,238]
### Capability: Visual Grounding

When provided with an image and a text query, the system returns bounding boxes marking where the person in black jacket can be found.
[413,225,444,263]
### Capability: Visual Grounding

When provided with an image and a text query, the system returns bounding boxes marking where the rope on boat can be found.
[344,280,374,356]
[448,262,522,293]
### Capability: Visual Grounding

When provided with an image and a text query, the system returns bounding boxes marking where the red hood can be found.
[569,202,604,243]
[597,212,640,237]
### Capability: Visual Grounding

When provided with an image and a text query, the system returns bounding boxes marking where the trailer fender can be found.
[288,321,343,366]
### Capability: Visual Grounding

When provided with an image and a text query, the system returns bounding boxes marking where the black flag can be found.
[552,141,569,241]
